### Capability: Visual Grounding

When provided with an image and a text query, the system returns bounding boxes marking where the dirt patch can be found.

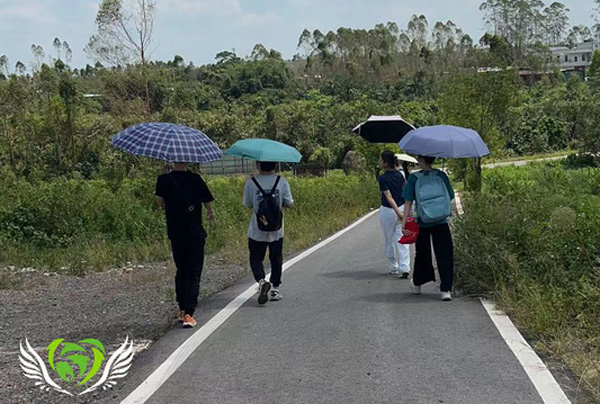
[0,255,246,404]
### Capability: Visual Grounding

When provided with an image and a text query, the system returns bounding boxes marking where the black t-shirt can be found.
[155,171,214,240]
[378,170,406,208]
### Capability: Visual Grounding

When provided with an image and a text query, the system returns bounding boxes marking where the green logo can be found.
[47,338,106,385]
[19,337,134,396]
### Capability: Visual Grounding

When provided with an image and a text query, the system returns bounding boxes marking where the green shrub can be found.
[455,164,600,398]
[0,171,379,273]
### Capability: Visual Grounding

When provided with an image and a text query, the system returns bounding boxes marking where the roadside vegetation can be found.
[0,171,378,279]
[455,161,600,399]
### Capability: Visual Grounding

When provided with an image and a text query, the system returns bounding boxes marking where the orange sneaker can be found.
[177,310,185,323]
[182,314,197,328]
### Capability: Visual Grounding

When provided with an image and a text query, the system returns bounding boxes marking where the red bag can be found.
[400,217,420,245]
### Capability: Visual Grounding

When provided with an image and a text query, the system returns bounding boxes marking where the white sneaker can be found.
[269,289,282,301]
[441,292,452,302]
[411,281,422,295]
[389,269,399,275]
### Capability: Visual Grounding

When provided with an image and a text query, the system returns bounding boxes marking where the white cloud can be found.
[0,1,54,22]
[242,11,280,28]
[162,0,242,16]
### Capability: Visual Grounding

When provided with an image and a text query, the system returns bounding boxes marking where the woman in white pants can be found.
[377,151,411,277]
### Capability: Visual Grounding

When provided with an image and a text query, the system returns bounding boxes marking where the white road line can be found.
[120,209,380,404]
[481,299,571,404]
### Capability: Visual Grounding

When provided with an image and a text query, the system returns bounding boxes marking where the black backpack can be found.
[251,176,283,232]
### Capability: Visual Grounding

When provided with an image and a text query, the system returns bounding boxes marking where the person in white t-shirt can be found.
[243,161,294,305]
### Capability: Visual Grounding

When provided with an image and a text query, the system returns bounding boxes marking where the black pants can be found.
[171,237,206,316]
[249,238,283,287]
[413,223,454,292]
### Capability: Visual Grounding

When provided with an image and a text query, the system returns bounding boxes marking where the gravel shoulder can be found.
[0,254,247,404]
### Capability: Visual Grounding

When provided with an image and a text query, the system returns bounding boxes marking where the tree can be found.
[480,33,513,65]
[595,0,600,32]
[543,2,570,45]
[439,70,520,190]
[480,0,547,60]
[250,44,269,61]
[297,29,314,57]
[407,15,429,48]
[15,61,26,75]
[53,37,62,60]
[588,50,600,88]
[63,41,72,63]
[310,147,333,169]
[86,0,157,66]
[0,55,9,76]
[567,25,592,47]
[86,0,157,112]
[215,50,241,65]
[172,55,184,68]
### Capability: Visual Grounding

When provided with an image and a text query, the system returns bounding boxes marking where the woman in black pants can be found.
[401,156,455,301]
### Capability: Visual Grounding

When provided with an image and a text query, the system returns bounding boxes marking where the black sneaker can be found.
[258,280,271,305]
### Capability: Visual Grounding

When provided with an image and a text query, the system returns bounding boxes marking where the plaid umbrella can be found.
[111,123,223,163]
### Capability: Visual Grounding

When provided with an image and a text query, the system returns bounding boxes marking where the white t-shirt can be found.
[243,174,294,242]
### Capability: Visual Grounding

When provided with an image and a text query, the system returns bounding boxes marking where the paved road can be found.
[483,155,568,169]
[117,214,547,404]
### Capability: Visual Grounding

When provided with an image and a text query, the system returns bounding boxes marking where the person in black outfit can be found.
[155,162,215,328]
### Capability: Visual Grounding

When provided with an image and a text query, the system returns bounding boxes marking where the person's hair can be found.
[402,161,411,179]
[258,161,277,172]
[419,155,436,166]
[381,150,397,170]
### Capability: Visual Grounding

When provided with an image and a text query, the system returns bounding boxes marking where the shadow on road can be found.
[359,292,443,304]
[319,269,392,280]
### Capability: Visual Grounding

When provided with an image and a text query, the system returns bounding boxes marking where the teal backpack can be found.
[414,170,452,224]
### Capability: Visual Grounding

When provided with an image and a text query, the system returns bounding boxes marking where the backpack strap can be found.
[251,177,267,197]
[415,169,440,178]
[270,176,281,197]
[251,176,281,197]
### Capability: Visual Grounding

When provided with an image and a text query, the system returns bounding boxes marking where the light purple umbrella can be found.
[399,125,490,158]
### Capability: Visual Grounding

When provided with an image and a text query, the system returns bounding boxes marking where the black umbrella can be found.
[352,115,416,143]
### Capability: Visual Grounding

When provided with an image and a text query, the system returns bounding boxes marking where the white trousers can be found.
[379,206,411,272]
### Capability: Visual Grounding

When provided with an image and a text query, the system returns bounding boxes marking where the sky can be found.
[0,0,597,70]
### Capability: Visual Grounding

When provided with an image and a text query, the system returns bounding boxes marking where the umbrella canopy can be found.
[395,153,418,164]
[352,115,416,143]
[111,123,223,163]
[227,139,302,163]
[399,125,490,158]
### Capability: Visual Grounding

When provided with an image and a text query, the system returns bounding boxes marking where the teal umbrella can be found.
[227,139,302,163]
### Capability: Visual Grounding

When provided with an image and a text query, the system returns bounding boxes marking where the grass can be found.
[454,163,600,400]
[0,171,379,279]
